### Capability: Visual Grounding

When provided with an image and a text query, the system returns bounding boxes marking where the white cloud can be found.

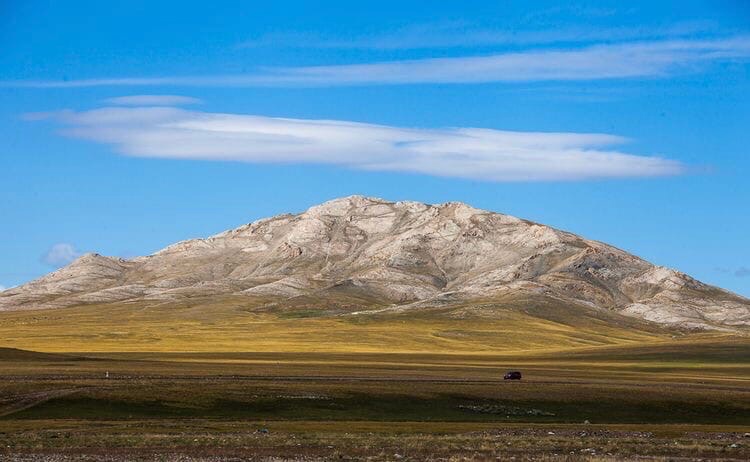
[30,104,684,182]
[41,243,81,267]
[103,95,202,106]
[2,36,749,88]
[0,285,6,292]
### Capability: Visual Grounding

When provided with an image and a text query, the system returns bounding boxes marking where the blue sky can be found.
[1,0,749,295]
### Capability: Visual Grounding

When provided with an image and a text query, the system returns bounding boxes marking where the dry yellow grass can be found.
[0,297,691,353]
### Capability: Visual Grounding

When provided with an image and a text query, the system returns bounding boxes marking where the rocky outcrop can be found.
[1,196,748,330]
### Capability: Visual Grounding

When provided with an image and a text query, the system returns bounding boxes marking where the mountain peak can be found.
[1,197,748,331]
[304,195,390,217]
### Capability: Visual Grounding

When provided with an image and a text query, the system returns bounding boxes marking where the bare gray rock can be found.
[1,196,748,330]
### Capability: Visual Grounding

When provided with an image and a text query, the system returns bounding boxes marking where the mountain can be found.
[1,196,748,331]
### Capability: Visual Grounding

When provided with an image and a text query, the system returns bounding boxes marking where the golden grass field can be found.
[0,295,691,353]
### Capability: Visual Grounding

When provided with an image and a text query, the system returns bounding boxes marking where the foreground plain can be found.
[0,333,748,461]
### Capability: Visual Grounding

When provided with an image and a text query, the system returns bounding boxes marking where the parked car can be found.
[504,371,522,380]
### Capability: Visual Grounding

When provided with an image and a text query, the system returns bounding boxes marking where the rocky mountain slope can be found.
[1,196,748,330]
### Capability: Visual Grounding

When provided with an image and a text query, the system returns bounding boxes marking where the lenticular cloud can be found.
[32,103,684,181]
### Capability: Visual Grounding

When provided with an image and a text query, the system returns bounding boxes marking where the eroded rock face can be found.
[1,196,748,330]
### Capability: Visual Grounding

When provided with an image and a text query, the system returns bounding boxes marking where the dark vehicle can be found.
[503,371,522,380]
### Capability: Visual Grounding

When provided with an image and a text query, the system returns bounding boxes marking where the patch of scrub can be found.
[458,403,555,417]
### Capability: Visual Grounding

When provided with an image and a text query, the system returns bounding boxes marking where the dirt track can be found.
[3,373,748,394]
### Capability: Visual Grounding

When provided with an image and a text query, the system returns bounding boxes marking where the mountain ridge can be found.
[1,195,748,331]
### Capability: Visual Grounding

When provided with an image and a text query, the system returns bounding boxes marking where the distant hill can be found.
[0,347,81,362]
[1,196,748,332]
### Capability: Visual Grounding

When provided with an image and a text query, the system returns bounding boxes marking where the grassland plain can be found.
[0,302,749,460]
[0,296,684,353]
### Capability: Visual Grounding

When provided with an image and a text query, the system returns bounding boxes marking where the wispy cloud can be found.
[238,20,720,50]
[715,266,750,278]
[41,243,81,267]
[3,36,748,88]
[103,95,202,106]
[256,37,750,85]
[0,285,6,292]
[28,103,684,182]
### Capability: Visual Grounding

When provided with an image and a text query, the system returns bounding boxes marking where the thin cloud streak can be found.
[104,95,202,106]
[238,21,721,50]
[261,37,750,85]
[3,36,748,88]
[29,104,685,182]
